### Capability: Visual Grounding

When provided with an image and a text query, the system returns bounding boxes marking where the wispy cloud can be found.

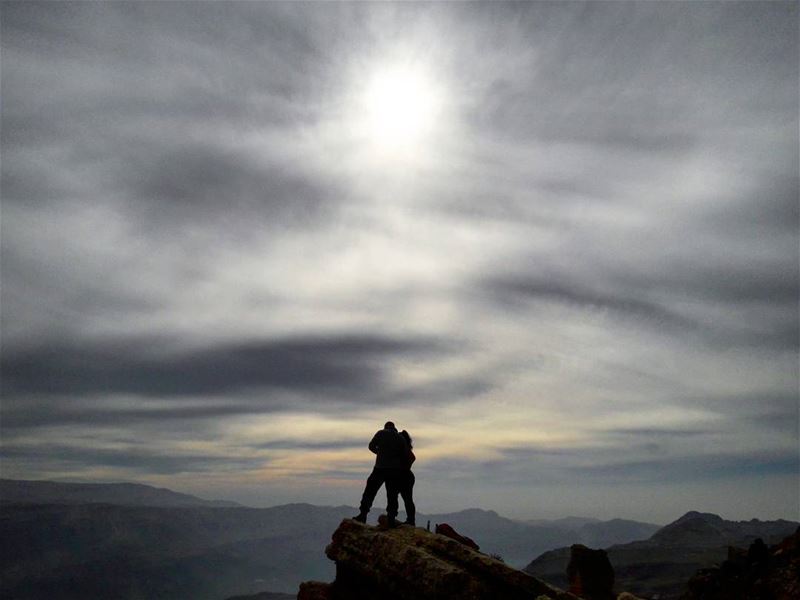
[1,1,796,522]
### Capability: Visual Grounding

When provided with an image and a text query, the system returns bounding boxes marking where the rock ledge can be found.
[298,518,579,600]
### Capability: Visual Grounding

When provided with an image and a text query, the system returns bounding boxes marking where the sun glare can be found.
[357,63,444,156]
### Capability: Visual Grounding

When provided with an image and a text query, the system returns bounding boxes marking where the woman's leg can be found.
[385,469,402,526]
[400,471,416,525]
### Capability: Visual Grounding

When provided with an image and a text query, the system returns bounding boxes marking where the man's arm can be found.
[368,431,380,454]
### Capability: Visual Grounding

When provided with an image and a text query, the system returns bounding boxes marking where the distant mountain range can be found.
[414,507,660,566]
[6,479,794,600]
[0,500,349,599]
[0,478,241,508]
[0,478,661,599]
[525,510,799,599]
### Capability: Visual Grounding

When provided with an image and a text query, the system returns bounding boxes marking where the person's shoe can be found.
[404,519,416,526]
[378,514,399,528]
[352,513,367,523]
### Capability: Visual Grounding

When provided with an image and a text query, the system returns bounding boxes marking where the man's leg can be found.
[354,468,386,522]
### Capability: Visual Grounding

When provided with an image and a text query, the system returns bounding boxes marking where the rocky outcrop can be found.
[298,518,580,600]
[224,593,297,600]
[435,522,481,551]
[526,511,799,599]
[566,544,615,600]
[682,527,800,600]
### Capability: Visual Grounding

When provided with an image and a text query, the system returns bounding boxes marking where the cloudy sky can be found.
[1,1,797,523]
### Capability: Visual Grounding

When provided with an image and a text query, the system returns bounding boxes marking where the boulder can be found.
[297,581,333,600]
[299,518,580,600]
[566,544,615,600]
[435,522,480,551]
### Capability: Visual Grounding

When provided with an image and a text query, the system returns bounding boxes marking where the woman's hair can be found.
[400,429,413,449]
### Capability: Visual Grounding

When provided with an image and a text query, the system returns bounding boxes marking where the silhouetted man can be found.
[352,421,408,526]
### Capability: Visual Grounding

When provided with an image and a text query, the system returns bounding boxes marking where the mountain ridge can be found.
[4,479,793,599]
[0,478,241,508]
[525,510,800,599]
[0,479,661,599]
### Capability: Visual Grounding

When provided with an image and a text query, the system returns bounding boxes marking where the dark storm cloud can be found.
[1,334,443,398]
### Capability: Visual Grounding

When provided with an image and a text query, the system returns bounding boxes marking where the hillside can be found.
[683,527,800,599]
[524,511,799,599]
[0,502,353,598]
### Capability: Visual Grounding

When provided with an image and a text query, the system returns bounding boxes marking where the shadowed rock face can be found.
[566,544,615,600]
[435,522,480,551]
[526,511,799,600]
[298,519,580,600]
[682,528,800,600]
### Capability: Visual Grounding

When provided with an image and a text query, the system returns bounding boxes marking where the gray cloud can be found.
[125,143,335,229]
[0,397,266,431]
[1,334,443,398]
[600,428,713,439]
[422,446,799,489]
[567,451,800,485]
[253,439,363,451]
[0,443,255,475]
[677,391,800,435]
[485,277,693,329]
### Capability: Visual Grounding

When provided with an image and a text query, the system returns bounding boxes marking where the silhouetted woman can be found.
[399,429,416,526]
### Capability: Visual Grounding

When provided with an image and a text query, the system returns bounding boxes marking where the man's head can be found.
[384,421,396,430]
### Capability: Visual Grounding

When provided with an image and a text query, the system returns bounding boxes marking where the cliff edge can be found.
[299,519,580,600]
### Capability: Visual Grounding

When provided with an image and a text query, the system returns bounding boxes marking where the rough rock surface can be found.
[298,518,580,600]
[435,522,481,551]
[566,544,615,600]
[297,581,333,600]
[526,511,799,599]
[681,527,800,600]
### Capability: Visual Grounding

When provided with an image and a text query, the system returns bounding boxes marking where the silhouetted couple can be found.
[353,421,416,527]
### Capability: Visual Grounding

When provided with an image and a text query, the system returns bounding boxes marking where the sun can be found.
[357,63,444,156]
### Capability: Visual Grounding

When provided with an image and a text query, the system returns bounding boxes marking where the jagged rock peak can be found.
[299,518,580,600]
